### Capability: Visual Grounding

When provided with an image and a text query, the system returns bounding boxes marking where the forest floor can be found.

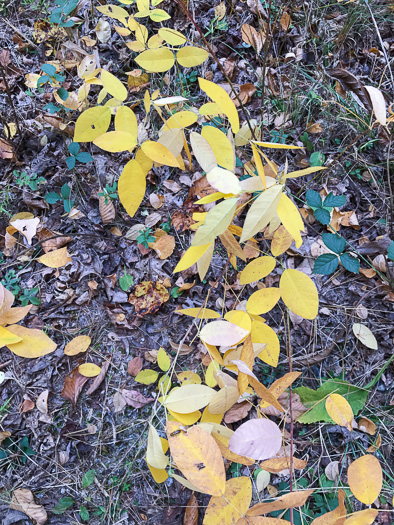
[0,0,393,524]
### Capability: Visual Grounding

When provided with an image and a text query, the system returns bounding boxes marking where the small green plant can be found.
[137,227,155,249]
[119,270,134,292]
[310,151,325,167]
[170,286,182,298]
[313,233,360,275]
[1,270,21,296]
[204,15,228,36]
[45,183,74,213]
[82,469,96,488]
[0,435,35,464]
[37,63,65,88]
[52,497,75,515]
[98,182,117,204]
[20,287,41,307]
[66,142,93,170]
[300,131,314,152]
[305,190,346,225]
[79,506,90,521]
[50,0,78,27]
[13,170,46,191]
[160,220,171,233]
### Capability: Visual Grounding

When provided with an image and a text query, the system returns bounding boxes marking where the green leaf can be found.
[57,87,69,101]
[63,199,74,213]
[68,142,80,156]
[66,156,76,170]
[313,253,338,275]
[321,233,346,254]
[76,152,93,163]
[387,240,394,261]
[82,469,95,488]
[295,378,368,424]
[45,192,61,204]
[52,497,75,514]
[119,273,134,291]
[323,192,346,208]
[79,506,90,521]
[61,183,71,199]
[314,207,331,225]
[305,189,322,208]
[41,63,57,76]
[310,151,325,166]
[340,253,359,273]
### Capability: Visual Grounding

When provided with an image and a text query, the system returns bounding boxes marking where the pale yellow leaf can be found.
[78,363,101,377]
[200,320,249,347]
[177,46,209,67]
[251,321,280,367]
[93,131,137,152]
[141,140,180,167]
[352,323,377,350]
[158,28,186,46]
[6,325,57,358]
[283,166,326,181]
[64,335,91,356]
[163,110,198,130]
[192,197,238,246]
[118,159,146,217]
[207,166,241,195]
[325,393,354,431]
[277,193,304,248]
[199,77,239,133]
[279,269,318,320]
[173,243,212,273]
[163,384,216,413]
[364,85,386,126]
[240,185,283,243]
[115,105,138,137]
[175,308,220,319]
[252,141,302,149]
[146,424,169,469]
[201,125,235,171]
[135,48,175,72]
[190,131,217,173]
[0,325,23,346]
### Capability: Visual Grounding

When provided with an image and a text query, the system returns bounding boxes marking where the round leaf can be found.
[78,363,101,377]
[240,256,276,285]
[347,455,382,504]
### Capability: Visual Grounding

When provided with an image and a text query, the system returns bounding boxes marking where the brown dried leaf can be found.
[86,359,111,395]
[10,488,47,525]
[224,400,252,423]
[152,234,175,259]
[99,195,116,224]
[0,137,15,160]
[129,281,170,315]
[234,83,257,107]
[0,430,11,444]
[128,356,143,376]
[241,24,264,54]
[183,493,199,525]
[61,365,89,406]
[120,389,154,408]
[328,69,372,111]
[279,11,291,30]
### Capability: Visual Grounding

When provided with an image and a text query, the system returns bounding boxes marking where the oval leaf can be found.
[200,320,249,347]
[325,393,353,431]
[352,323,377,350]
[347,455,382,505]
[228,419,282,460]
[118,159,146,218]
[279,269,318,320]
[240,256,276,285]
[204,477,252,524]
[163,384,216,413]
[64,335,91,356]
[78,363,101,377]
[6,325,57,358]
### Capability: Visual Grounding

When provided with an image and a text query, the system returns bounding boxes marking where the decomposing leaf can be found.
[129,281,169,315]
[10,488,47,525]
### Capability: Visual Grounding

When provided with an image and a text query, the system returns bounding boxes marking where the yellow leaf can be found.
[173,243,213,273]
[64,335,91,356]
[247,288,281,315]
[39,247,71,268]
[208,386,239,414]
[247,489,314,516]
[167,409,201,425]
[251,321,280,367]
[175,308,220,319]
[135,369,159,384]
[277,193,304,248]
[347,455,382,505]
[6,325,57,358]
[118,159,146,218]
[199,102,222,116]
[141,140,180,167]
[100,69,127,101]
[201,126,235,171]
[157,347,170,372]
[201,405,222,423]
[177,371,202,385]
[240,256,276,285]
[78,363,101,377]
[352,323,378,350]
[93,131,137,152]
[197,241,214,280]
[224,310,251,332]
[283,165,326,181]
[310,488,346,525]
[207,166,241,195]
[325,393,354,431]
[163,110,198,130]
[271,225,293,256]
[200,320,249,347]
[96,4,128,23]
[135,48,175,72]
[240,185,283,243]
[158,28,186,46]
[177,46,209,67]
[252,141,302,149]
[364,85,387,126]
[157,129,184,158]
[167,421,226,496]
[199,77,239,133]
[0,326,23,346]
[343,509,378,525]
[0,305,32,326]
[279,269,318,320]
[147,463,168,484]
[0,284,15,319]
[205,361,219,388]
[115,106,138,137]
[192,197,238,247]
[204,477,252,524]
[252,143,266,189]
[163,384,216,413]
[190,131,217,173]
[114,25,131,36]
[74,106,111,142]
[149,8,170,22]
[146,425,169,471]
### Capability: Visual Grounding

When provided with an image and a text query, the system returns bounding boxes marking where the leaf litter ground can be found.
[0,0,393,524]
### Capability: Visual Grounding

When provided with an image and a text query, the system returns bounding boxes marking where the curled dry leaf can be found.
[86,359,111,395]
[61,365,89,406]
[10,488,47,525]
[99,195,116,224]
[183,493,198,525]
[259,456,307,474]
[120,389,154,408]
[152,234,175,259]
[10,217,40,245]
